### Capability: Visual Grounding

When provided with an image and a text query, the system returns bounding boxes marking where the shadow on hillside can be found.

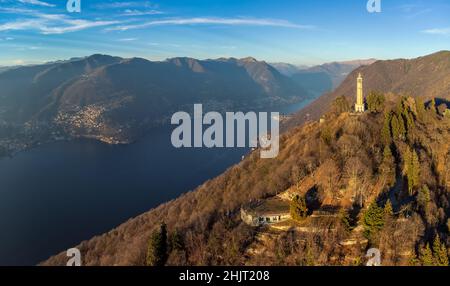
[305,185,323,215]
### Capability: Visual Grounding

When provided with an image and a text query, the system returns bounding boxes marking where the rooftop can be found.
[247,197,290,216]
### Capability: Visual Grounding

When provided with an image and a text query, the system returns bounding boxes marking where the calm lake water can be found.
[0,100,309,265]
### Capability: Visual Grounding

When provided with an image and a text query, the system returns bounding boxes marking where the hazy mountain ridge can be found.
[0,55,310,154]
[269,63,308,76]
[271,59,376,98]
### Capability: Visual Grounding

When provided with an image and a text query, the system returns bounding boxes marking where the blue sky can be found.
[0,0,450,66]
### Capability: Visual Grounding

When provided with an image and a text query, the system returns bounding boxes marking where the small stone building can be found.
[241,197,291,227]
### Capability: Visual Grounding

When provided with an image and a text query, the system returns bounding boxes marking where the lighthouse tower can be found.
[355,73,365,113]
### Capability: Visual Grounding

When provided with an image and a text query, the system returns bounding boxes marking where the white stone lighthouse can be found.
[355,73,365,113]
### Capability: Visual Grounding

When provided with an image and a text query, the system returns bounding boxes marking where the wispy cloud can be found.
[95,1,157,9]
[18,0,55,7]
[118,37,138,42]
[396,4,432,19]
[0,13,120,34]
[122,9,163,16]
[109,17,315,31]
[0,7,35,14]
[422,27,450,36]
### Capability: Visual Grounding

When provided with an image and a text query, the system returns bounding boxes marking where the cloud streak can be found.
[18,0,55,7]
[422,27,450,35]
[95,1,157,9]
[0,13,120,34]
[122,9,163,16]
[109,17,315,31]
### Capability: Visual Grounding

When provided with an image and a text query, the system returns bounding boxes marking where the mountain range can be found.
[0,55,310,152]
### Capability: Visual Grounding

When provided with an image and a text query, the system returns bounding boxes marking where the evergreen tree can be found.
[404,147,420,195]
[419,244,434,266]
[381,145,395,187]
[433,235,449,266]
[396,98,405,116]
[405,112,415,136]
[332,96,351,114]
[417,185,431,210]
[391,115,406,141]
[403,147,412,191]
[290,195,308,221]
[363,202,385,240]
[381,112,392,145]
[398,115,406,140]
[367,91,385,113]
[169,229,185,252]
[384,199,394,219]
[411,150,420,194]
[391,115,400,140]
[415,98,426,122]
[339,208,352,232]
[146,222,168,266]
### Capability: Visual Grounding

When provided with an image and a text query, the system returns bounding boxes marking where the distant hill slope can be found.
[289,59,377,97]
[269,62,308,76]
[271,59,376,98]
[285,51,450,129]
[0,66,12,74]
[0,55,309,150]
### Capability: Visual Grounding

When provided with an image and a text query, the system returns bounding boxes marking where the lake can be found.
[0,100,309,265]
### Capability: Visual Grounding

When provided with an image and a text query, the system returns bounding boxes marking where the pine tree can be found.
[415,98,426,122]
[384,199,394,219]
[381,145,395,187]
[391,114,406,141]
[404,147,420,195]
[367,91,385,113]
[391,115,400,140]
[146,222,168,266]
[332,96,351,114]
[406,112,415,132]
[339,208,352,232]
[363,202,385,241]
[411,150,420,194]
[169,229,185,252]
[432,235,449,266]
[419,244,434,266]
[381,112,392,145]
[417,185,431,210]
[398,115,406,140]
[403,147,412,190]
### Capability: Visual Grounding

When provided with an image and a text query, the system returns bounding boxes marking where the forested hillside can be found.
[42,93,450,266]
